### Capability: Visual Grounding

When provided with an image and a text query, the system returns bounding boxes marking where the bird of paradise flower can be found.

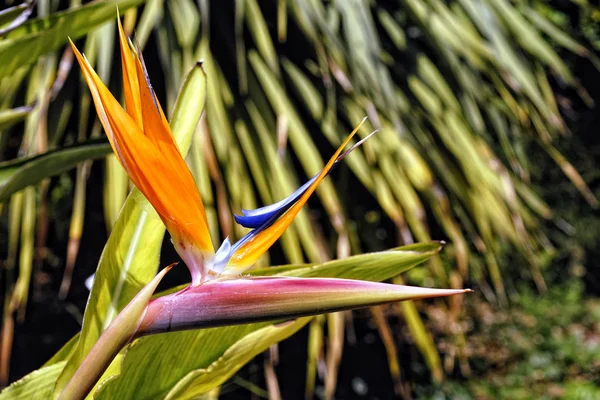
[56,17,470,400]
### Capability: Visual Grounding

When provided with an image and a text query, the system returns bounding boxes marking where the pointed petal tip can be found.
[116,10,124,31]
[442,288,473,295]
[163,262,179,272]
[68,37,78,52]
[224,119,369,272]
[233,121,378,232]
[337,127,379,161]
[154,262,177,281]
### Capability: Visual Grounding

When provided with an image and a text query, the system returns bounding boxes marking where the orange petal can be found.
[131,45,212,243]
[117,17,143,129]
[70,40,214,259]
[223,119,367,273]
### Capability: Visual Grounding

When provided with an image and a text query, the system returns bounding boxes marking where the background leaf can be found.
[0,0,144,80]
[0,104,35,131]
[0,139,110,202]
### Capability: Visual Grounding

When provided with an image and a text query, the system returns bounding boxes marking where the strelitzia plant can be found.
[54,19,470,399]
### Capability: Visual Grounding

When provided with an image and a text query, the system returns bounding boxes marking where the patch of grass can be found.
[418,280,600,399]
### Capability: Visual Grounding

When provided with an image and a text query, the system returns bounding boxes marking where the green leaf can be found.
[43,335,80,367]
[0,139,111,202]
[0,104,35,131]
[52,62,207,397]
[163,318,311,400]
[0,0,144,80]
[94,243,442,398]
[96,323,273,399]
[168,0,200,48]
[0,363,65,400]
[251,241,443,279]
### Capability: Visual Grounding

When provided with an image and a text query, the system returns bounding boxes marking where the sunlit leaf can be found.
[0,363,65,400]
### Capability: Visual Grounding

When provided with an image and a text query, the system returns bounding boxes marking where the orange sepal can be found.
[117,17,143,128]
[70,36,214,260]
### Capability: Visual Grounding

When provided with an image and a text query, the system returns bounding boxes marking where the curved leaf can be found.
[251,241,444,280]
[0,363,65,400]
[0,139,110,202]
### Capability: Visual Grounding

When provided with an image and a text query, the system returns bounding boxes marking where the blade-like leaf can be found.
[96,323,277,399]
[0,104,35,131]
[164,318,311,400]
[250,242,443,280]
[0,139,110,202]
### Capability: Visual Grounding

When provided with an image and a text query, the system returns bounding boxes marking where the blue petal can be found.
[233,175,317,228]
[213,206,284,271]
[232,140,365,229]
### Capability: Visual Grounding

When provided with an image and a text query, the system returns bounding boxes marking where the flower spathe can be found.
[137,277,470,335]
